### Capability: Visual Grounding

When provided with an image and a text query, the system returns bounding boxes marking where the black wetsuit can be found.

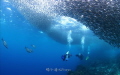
[76,54,83,60]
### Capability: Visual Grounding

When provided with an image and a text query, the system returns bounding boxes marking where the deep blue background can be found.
[0,0,120,75]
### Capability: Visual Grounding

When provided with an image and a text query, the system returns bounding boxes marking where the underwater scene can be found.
[0,0,120,75]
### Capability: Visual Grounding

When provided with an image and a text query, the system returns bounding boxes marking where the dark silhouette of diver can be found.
[76,53,84,60]
[25,47,33,53]
[61,51,72,61]
[1,38,8,49]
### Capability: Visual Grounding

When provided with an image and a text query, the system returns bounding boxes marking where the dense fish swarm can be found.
[61,0,120,48]
[9,0,120,48]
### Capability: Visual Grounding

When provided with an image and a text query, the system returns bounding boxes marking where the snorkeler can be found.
[61,51,72,61]
[25,47,33,53]
[1,38,8,49]
[76,53,84,60]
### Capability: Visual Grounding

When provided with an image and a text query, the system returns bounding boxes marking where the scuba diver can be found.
[61,51,72,61]
[25,47,33,53]
[1,38,8,49]
[76,53,84,60]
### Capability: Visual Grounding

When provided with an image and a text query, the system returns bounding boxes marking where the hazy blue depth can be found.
[0,0,120,75]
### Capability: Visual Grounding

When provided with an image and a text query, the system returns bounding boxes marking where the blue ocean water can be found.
[0,0,120,75]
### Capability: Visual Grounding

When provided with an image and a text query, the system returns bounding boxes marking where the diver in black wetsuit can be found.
[61,51,72,61]
[76,53,84,60]
[1,38,8,49]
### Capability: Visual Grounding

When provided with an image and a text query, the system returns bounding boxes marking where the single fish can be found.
[31,45,36,48]
[25,47,33,53]
[1,38,8,49]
